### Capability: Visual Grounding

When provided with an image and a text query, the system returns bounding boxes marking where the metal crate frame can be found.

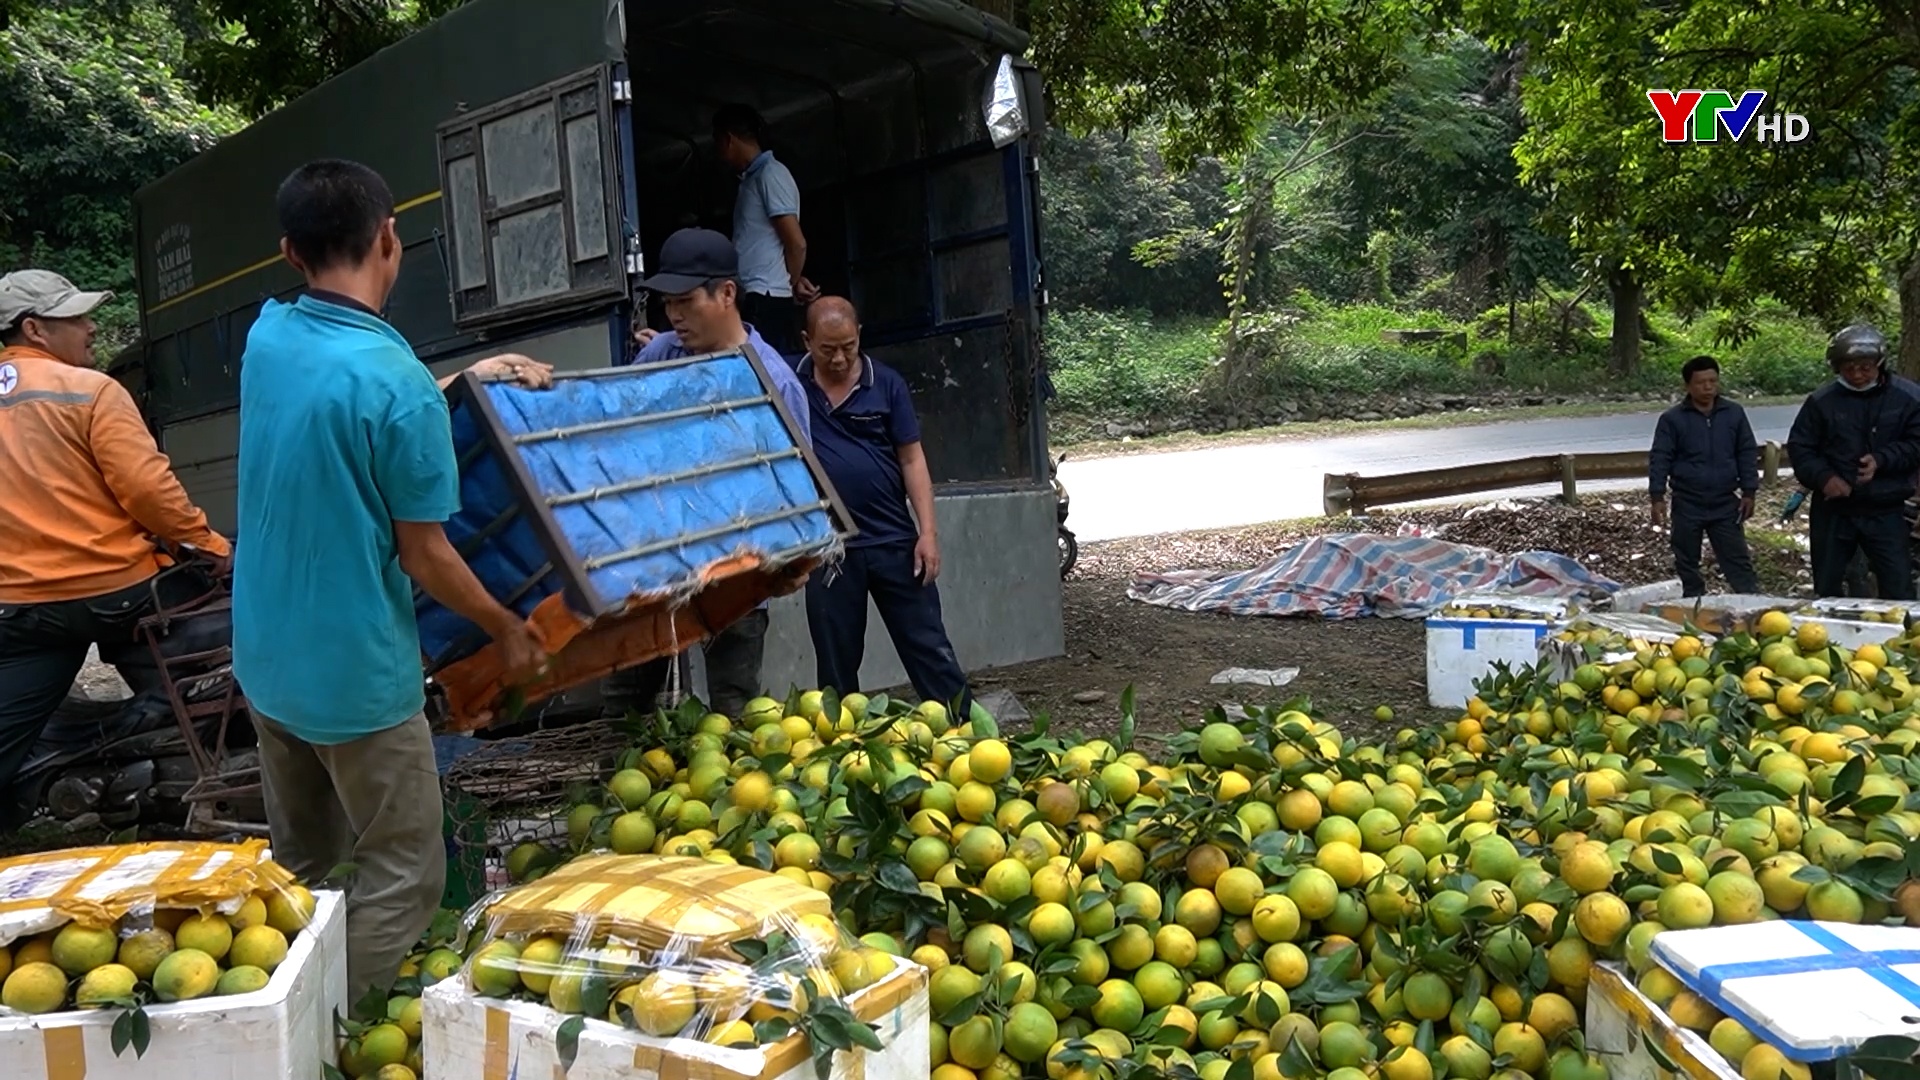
[134,566,267,836]
[423,342,855,674]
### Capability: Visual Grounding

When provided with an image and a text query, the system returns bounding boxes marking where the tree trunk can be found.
[1608,265,1643,376]
[1901,248,1920,381]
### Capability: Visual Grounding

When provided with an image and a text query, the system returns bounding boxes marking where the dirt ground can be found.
[976,497,1815,744]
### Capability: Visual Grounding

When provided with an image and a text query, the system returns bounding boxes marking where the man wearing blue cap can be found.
[609,228,811,718]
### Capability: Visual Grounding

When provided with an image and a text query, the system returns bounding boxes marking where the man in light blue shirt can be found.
[234,159,549,1007]
[712,103,816,357]
[612,228,811,718]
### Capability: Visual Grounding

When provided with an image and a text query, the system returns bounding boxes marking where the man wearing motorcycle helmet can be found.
[1786,323,1920,598]
[0,269,232,824]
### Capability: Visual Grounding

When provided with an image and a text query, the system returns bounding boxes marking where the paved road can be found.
[1060,404,1802,543]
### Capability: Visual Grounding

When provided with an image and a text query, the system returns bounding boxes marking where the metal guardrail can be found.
[1323,441,1784,516]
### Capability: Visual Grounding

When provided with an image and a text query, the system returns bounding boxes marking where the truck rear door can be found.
[840,55,1049,489]
[433,62,638,335]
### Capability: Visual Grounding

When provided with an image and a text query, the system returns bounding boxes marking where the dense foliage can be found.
[0,5,239,347]
[2,0,1915,429]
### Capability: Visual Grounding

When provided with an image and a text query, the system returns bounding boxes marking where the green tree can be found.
[1040,128,1228,316]
[0,0,466,117]
[1475,0,1920,374]
[1324,34,1572,319]
[1028,0,1441,167]
[0,3,241,347]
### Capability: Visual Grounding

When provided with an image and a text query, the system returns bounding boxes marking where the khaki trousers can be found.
[255,711,445,1012]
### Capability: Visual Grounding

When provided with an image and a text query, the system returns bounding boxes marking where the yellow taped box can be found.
[474,854,832,956]
[423,957,929,1080]
[0,839,298,942]
[1585,962,1739,1080]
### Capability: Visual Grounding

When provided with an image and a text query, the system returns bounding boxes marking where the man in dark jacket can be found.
[1650,355,1762,595]
[1787,324,1920,599]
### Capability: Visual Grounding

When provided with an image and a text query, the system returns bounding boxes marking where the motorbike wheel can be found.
[1059,527,1079,579]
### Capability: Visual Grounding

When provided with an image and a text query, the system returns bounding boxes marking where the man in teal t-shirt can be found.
[233,159,548,1005]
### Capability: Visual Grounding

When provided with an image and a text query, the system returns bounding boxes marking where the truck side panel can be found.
[164,317,623,536]
[133,0,619,428]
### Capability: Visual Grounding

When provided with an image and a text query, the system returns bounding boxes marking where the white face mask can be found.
[1837,370,1881,392]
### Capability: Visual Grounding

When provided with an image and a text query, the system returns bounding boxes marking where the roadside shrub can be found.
[1045,308,1216,416]
[1044,297,1835,437]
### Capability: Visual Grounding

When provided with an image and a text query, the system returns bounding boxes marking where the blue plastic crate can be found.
[417,345,850,677]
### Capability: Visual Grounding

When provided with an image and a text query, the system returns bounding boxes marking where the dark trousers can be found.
[1811,500,1914,599]
[739,292,801,358]
[603,608,769,720]
[806,542,971,712]
[1670,500,1760,596]
[0,578,170,824]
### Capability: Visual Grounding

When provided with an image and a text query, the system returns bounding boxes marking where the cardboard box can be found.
[1585,962,1739,1080]
[1,890,347,1080]
[422,957,929,1080]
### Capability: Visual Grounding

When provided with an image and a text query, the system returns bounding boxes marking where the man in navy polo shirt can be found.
[608,228,811,718]
[798,297,971,710]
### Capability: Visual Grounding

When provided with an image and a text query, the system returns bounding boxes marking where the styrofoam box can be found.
[1536,611,1698,684]
[423,958,929,1080]
[1425,617,1551,708]
[1636,594,1801,635]
[1799,596,1914,625]
[2,889,347,1080]
[1585,962,1738,1080]
[1650,921,1920,1060]
[1787,614,1903,650]
[1605,579,1683,614]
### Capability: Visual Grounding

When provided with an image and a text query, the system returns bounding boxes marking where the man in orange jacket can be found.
[0,269,232,821]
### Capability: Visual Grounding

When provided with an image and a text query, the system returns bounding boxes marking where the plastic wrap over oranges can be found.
[458,854,906,1048]
[470,853,830,955]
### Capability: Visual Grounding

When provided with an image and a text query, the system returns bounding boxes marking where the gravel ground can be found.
[981,497,1815,743]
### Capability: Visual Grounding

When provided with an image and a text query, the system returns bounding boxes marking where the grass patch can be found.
[1045,308,1218,418]
[1045,295,1833,431]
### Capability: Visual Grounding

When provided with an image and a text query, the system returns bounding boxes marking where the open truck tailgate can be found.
[417,345,850,728]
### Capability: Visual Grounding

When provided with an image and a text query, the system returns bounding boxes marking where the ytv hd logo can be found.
[1647,90,1810,144]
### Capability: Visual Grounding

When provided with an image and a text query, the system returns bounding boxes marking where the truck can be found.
[127,0,1065,701]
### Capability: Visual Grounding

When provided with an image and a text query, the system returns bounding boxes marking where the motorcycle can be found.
[21,556,265,835]
[25,548,603,835]
[1053,452,1078,579]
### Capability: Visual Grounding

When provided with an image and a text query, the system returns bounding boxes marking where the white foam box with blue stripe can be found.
[1424,615,1554,709]
[1650,921,1920,1060]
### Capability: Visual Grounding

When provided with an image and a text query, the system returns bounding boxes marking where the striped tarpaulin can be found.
[1126,533,1618,619]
